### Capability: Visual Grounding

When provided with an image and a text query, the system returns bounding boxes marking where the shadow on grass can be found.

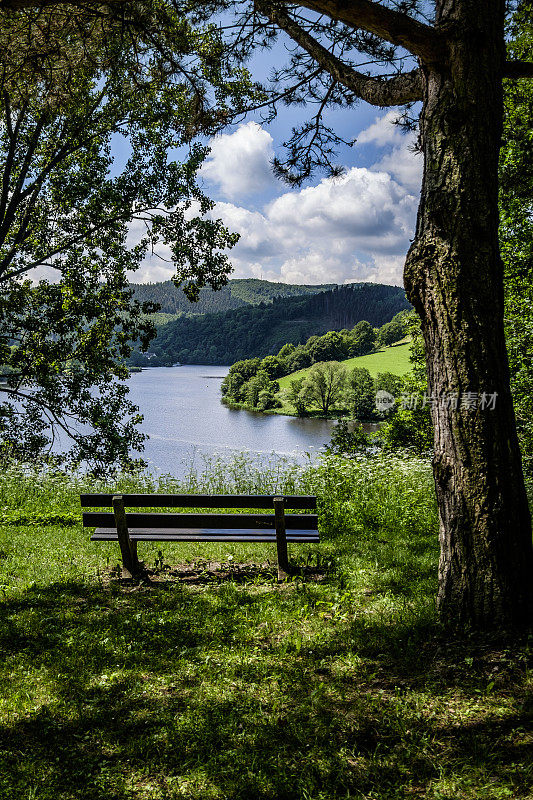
[0,578,531,800]
[127,561,329,587]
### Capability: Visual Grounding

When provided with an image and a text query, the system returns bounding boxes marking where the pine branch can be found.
[260,3,423,105]
[264,0,445,64]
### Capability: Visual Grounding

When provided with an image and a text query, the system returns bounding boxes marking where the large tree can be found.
[191,0,533,630]
[305,360,346,414]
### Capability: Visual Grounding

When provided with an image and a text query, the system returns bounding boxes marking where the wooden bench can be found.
[81,493,319,580]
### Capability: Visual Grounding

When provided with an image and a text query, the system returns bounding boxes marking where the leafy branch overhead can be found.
[1,1,531,187]
[0,5,255,288]
[0,5,254,471]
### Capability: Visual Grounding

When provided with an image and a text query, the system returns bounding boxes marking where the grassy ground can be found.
[277,340,412,396]
[0,454,531,800]
[273,341,412,417]
[337,339,412,378]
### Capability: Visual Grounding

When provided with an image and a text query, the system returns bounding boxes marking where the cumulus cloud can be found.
[209,167,417,286]
[276,252,368,286]
[356,110,405,146]
[353,255,408,286]
[357,110,423,193]
[128,156,418,287]
[38,111,427,288]
[373,147,422,194]
[266,168,414,251]
[200,122,275,200]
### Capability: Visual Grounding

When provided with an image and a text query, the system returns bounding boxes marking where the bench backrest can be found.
[81,494,318,531]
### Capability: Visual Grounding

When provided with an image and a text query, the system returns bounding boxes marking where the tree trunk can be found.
[404,0,533,628]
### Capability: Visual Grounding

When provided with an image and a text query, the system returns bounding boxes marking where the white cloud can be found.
[356,110,404,146]
[353,255,407,286]
[200,122,275,200]
[211,203,279,258]
[266,168,414,251]
[33,111,425,289]
[357,110,423,193]
[276,252,369,286]
[127,163,416,287]
[373,147,422,194]
[209,167,417,287]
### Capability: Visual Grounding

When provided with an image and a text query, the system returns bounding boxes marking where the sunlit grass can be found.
[274,340,412,417]
[0,454,531,799]
[277,339,412,395]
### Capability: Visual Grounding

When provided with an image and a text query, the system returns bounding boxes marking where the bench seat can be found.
[91,527,320,542]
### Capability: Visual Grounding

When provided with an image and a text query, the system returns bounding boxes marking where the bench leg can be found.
[113,495,140,578]
[130,540,140,571]
[274,497,290,581]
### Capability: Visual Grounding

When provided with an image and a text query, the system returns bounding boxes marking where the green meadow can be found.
[337,338,412,377]
[0,454,531,800]
[277,340,412,395]
[271,340,412,417]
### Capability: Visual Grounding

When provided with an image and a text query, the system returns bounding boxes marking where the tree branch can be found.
[0,201,161,282]
[0,108,49,246]
[0,385,87,445]
[0,0,125,9]
[261,3,423,105]
[504,60,533,79]
[0,94,23,227]
[259,0,445,64]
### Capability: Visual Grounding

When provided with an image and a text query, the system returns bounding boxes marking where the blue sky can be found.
[127,43,423,288]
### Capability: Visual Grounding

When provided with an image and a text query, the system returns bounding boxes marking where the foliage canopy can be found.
[0,4,247,470]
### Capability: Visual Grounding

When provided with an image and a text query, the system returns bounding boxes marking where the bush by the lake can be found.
[0,451,437,545]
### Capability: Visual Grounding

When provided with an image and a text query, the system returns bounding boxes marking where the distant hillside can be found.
[130,278,336,317]
[137,283,410,366]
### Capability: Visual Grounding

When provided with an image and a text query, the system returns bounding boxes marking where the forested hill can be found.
[140,283,410,366]
[130,278,336,316]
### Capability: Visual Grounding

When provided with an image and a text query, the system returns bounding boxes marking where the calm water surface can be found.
[127,365,336,477]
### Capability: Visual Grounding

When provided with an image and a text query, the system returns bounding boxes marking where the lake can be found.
[127,365,336,477]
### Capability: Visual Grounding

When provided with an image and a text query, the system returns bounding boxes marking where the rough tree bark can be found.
[404,0,533,627]
[261,0,533,629]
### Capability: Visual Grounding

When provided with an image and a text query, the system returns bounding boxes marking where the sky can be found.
[126,36,424,289]
[130,106,423,288]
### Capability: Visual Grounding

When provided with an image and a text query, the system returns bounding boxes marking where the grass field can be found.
[273,340,412,417]
[277,339,412,395]
[338,338,412,377]
[0,455,531,800]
